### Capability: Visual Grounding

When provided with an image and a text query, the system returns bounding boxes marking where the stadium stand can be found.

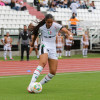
[40,0,100,51]
[0,0,100,53]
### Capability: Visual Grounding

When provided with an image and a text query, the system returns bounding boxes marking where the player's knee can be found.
[41,62,47,67]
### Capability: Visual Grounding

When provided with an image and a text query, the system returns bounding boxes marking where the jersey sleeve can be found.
[54,22,63,33]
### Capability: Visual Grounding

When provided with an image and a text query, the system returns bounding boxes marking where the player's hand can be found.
[17,42,19,45]
[69,35,73,40]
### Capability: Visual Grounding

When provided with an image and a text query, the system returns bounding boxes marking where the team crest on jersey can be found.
[48,31,52,35]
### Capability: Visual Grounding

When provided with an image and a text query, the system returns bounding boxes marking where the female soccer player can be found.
[27,14,73,92]
[65,34,73,57]
[1,32,13,60]
[82,30,89,57]
[56,32,64,58]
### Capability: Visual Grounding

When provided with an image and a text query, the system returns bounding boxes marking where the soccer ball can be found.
[29,82,42,93]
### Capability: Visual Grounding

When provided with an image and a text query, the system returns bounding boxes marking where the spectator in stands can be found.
[63,0,68,8]
[82,0,88,9]
[67,0,73,7]
[1,32,13,60]
[10,0,27,11]
[70,13,79,35]
[48,1,56,12]
[10,0,16,10]
[90,1,96,9]
[86,0,90,8]
[40,0,48,7]
[77,0,83,9]
[59,0,68,8]
[18,25,31,61]
[1,0,11,6]
[70,0,79,16]
[0,0,5,6]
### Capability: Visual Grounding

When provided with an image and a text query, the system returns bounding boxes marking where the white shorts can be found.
[56,47,63,51]
[66,44,72,46]
[83,41,89,46]
[39,44,58,60]
[34,45,38,49]
[4,45,11,51]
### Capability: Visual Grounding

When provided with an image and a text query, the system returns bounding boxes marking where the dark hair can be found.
[32,14,53,46]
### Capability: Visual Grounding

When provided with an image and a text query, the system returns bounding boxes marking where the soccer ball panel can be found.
[30,82,42,93]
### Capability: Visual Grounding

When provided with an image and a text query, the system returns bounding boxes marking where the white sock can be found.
[37,55,39,59]
[9,51,12,59]
[57,53,59,57]
[66,51,68,56]
[68,51,71,56]
[4,51,7,59]
[40,73,55,85]
[82,49,85,56]
[29,66,43,85]
[59,53,62,57]
[85,48,88,56]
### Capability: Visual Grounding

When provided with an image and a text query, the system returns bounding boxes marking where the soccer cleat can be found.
[10,58,13,60]
[27,86,32,93]
[4,58,7,60]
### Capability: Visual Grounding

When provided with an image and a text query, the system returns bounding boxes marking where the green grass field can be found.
[0,53,100,61]
[0,72,100,100]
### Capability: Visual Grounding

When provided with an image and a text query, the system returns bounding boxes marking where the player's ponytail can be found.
[32,14,53,46]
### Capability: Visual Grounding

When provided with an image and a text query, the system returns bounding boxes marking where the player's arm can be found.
[56,35,57,44]
[61,27,73,40]
[1,37,5,45]
[62,36,64,46]
[10,38,12,44]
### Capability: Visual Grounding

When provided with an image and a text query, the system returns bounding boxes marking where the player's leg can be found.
[59,48,62,58]
[4,46,7,60]
[21,44,24,61]
[56,48,59,57]
[29,53,48,85]
[68,46,71,57]
[8,47,13,60]
[85,45,88,56]
[26,45,29,61]
[40,59,58,85]
[29,47,33,55]
[34,47,39,59]
[65,45,68,56]
[82,44,85,57]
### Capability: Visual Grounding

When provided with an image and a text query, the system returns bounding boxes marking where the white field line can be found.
[0,71,100,79]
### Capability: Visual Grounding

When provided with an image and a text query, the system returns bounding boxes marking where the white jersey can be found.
[56,35,63,47]
[39,22,62,49]
[2,37,11,51]
[84,34,89,42]
[66,39,73,46]
[5,37,11,47]
[82,34,89,45]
